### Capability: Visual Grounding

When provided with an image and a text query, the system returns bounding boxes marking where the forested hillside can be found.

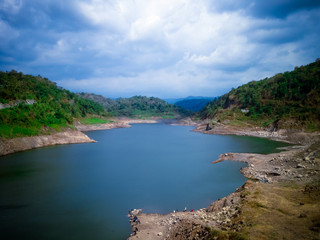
[78,93,188,118]
[175,98,215,112]
[201,60,320,130]
[0,70,109,138]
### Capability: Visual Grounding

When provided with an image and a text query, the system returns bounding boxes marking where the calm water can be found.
[0,124,289,239]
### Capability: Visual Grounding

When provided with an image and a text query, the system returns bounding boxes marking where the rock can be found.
[157,232,163,236]
[296,164,305,168]
[131,209,142,215]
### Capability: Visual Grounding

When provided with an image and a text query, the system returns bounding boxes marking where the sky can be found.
[1,0,320,99]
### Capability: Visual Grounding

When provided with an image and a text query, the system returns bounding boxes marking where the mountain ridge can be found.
[77,93,188,118]
[200,59,320,131]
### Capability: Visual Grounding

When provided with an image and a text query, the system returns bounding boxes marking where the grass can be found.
[0,124,40,138]
[305,122,319,132]
[206,228,248,240]
[130,110,177,119]
[80,117,113,125]
[0,121,75,138]
[235,180,320,240]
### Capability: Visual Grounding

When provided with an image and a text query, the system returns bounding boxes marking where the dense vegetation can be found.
[201,60,320,130]
[175,98,215,112]
[78,93,188,118]
[0,70,109,138]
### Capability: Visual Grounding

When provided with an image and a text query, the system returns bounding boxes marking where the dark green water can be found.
[0,124,289,239]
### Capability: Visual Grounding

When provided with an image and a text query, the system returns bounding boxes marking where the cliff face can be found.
[0,130,96,156]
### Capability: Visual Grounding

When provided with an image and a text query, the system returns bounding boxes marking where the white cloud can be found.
[1,0,319,98]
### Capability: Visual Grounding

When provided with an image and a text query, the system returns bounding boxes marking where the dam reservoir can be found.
[0,124,289,239]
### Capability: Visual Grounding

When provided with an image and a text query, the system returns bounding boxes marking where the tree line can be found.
[201,60,320,129]
[0,70,109,137]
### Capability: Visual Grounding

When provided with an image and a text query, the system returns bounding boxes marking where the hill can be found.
[0,70,109,138]
[78,93,188,118]
[164,96,215,104]
[201,60,320,131]
[175,98,215,112]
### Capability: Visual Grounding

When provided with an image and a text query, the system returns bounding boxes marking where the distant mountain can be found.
[0,70,108,138]
[78,93,189,117]
[201,60,320,130]
[164,96,215,104]
[175,98,216,112]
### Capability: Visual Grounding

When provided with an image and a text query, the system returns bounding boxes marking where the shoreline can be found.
[0,118,165,157]
[0,117,197,157]
[0,130,96,157]
[1,119,319,239]
[127,123,320,239]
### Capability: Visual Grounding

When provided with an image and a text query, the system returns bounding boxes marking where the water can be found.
[0,124,289,239]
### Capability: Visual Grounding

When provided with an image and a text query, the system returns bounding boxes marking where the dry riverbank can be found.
[194,123,319,145]
[0,130,95,157]
[74,118,160,132]
[0,118,164,157]
[128,123,320,240]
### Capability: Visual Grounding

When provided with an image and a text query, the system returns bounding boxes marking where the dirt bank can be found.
[0,118,163,157]
[0,130,95,157]
[194,123,320,144]
[128,123,320,240]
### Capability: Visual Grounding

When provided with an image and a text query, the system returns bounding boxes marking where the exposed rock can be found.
[0,130,95,156]
[207,190,241,212]
[0,99,36,110]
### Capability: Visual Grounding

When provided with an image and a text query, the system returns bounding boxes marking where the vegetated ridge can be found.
[175,97,216,112]
[201,59,320,131]
[77,93,189,118]
[164,96,215,104]
[0,70,109,138]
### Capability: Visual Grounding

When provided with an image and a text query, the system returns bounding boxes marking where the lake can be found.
[0,124,289,239]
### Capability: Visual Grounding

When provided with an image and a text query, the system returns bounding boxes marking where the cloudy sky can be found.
[1,0,319,98]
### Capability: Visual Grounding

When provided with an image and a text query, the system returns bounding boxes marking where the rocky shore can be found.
[128,123,320,240]
[194,123,319,145]
[1,119,319,239]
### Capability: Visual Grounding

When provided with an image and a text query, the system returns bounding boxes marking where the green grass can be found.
[305,122,319,132]
[0,124,40,138]
[0,122,72,138]
[80,117,113,125]
[130,110,176,119]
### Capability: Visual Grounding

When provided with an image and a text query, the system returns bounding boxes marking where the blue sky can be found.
[1,0,319,98]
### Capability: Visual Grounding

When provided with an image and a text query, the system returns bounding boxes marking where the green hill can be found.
[0,70,109,138]
[78,93,189,118]
[175,98,215,112]
[201,60,320,131]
